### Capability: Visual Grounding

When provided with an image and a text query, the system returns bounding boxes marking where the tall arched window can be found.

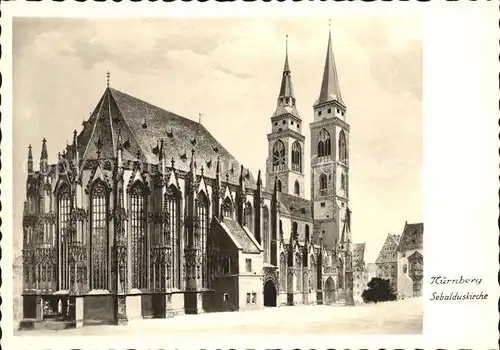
[222,197,233,219]
[319,173,328,191]
[305,225,310,242]
[197,191,209,287]
[263,206,269,263]
[58,185,71,290]
[318,129,331,157]
[244,202,253,232]
[279,253,287,292]
[277,180,282,192]
[90,181,108,290]
[294,181,300,196]
[291,141,302,172]
[339,130,347,162]
[272,140,286,172]
[292,221,298,236]
[341,173,346,191]
[166,186,181,289]
[131,183,147,290]
[279,219,283,235]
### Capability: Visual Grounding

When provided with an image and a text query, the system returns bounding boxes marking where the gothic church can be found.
[20,29,354,328]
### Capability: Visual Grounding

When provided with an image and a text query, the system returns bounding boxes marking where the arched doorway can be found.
[264,280,277,307]
[324,277,335,305]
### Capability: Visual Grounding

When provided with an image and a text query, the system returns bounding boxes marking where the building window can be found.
[244,202,253,232]
[246,293,251,304]
[274,122,278,126]
[282,120,286,125]
[221,256,231,275]
[277,180,282,192]
[245,258,252,273]
[131,184,147,290]
[58,186,71,290]
[263,206,270,263]
[319,173,327,191]
[251,293,257,304]
[305,225,310,242]
[291,141,302,172]
[403,264,408,274]
[222,197,233,219]
[292,221,298,236]
[279,219,283,234]
[294,180,300,196]
[197,191,209,287]
[90,181,108,290]
[318,128,331,157]
[341,173,346,190]
[318,110,322,116]
[291,121,294,125]
[320,202,325,208]
[339,130,347,162]
[327,108,331,114]
[166,186,181,289]
[272,140,286,172]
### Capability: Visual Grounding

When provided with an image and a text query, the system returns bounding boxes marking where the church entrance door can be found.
[264,280,277,307]
[324,277,335,305]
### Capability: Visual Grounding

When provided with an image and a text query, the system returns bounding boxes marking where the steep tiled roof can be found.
[375,234,399,264]
[222,219,261,254]
[77,88,256,187]
[277,192,312,221]
[398,222,423,252]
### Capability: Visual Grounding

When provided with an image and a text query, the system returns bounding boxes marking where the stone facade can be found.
[375,234,400,290]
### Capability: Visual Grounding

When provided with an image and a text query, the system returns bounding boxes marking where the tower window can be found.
[327,108,331,114]
[339,130,347,162]
[320,202,325,208]
[272,140,286,172]
[319,173,327,191]
[318,128,331,157]
[318,111,322,116]
[274,122,278,126]
[291,121,294,125]
[341,173,346,190]
[291,141,302,172]
[337,108,340,113]
[282,120,286,124]
[294,180,300,196]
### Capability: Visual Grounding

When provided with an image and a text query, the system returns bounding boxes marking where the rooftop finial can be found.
[198,113,202,125]
[106,71,111,88]
[286,34,288,57]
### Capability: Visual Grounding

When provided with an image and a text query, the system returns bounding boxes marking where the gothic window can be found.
[167,186,181,289]
[305,225,310,242]
[90,181,108,290]
[263,206,269,263]
[294,181,300,196]
[197,191,209,287]
[291,141,302,172]
[318,129,331,157]
[58,185,71,290]
[341,173,346,191]
[279,219,283,235]
[292,221,298,236]
[403,264,408,274]
[279,253,287,292]
[277,180,282,192]
[339,130,347,162]
[131,184,147,290]
[244,202,253,232]
[272,140,286,172]
[222,197,233,219]
[319,173,327,191]
[27,189,37,214]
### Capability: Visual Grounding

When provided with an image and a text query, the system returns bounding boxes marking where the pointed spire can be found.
[314,23,344,107]
[239,164,245,191]
[40,138,48,161]
[171,157,175,169]
[278,35,295,100]
[117,128,123,150]
[27,145,33,173]
[216,156,221,175]
[189,148,196,183]
[106,71,111,88]
[256,169,262,188]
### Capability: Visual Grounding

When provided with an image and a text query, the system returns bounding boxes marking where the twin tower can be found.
[265,29,350,244]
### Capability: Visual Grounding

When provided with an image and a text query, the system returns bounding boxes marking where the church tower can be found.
[266,36,305,197]
[310,27,350,249]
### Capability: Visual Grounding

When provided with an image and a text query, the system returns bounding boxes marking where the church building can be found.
[20,28,355,329]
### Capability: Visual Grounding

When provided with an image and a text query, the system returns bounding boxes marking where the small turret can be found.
[27,145,33,174]
[40,138,48,174]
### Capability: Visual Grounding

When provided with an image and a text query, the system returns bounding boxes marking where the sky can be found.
[13,18,422,263]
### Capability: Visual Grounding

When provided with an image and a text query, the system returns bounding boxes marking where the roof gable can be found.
[398,222,424,252]
[220,218,261,254]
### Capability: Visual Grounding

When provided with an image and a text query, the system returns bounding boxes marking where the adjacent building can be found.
[20,28,357,329]
[375,234,400,290]
[396,222,424,298]
[352,243,366,302]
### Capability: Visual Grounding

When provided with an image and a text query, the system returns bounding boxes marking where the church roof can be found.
[77,87,256,187]
[222,218,261,254]
[277,192,313,221]
[314,31,345,107]
[397,222,423,252]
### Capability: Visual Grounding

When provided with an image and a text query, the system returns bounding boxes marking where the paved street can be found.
[16,297,422,336]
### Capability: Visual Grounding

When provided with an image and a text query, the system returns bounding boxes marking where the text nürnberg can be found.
[429,276,488,301]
